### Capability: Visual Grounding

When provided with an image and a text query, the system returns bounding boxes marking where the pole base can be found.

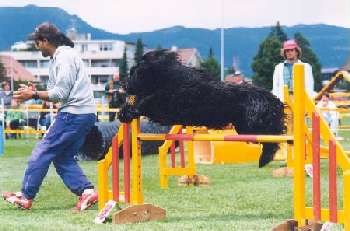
[272,219,298,231]
[178,175,209,186]
[112,204,166,224]
[272,220,323,231]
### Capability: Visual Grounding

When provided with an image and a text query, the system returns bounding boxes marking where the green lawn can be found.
[0,139,346,231]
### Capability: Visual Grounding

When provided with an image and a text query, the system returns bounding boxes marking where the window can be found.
[91,76,99,84]
[99,43,113,51]
[39,60,50,68]
[81,44,88,52]
[40,75,49,83]
[94,91,105,99]
[91,59,112,67]
[18,60,37,68]
[111,59,121,67]
[98,75,111,84]
[91,75,112,84]
[83,59,90,67]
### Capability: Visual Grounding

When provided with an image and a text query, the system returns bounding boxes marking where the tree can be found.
[269,21,288,42]
[119,47,128,84]
[0,61,6,83]
[294,32,322,91]
[251,36,282,90]
[226,65,236,75]
[252,22,322,91]
[156,44,163,50]
[251,22,288,89]
[134,38,144,66]
[208,47,214,57]
[200,48,220,81]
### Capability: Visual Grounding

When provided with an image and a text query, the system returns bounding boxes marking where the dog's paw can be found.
[117,105,140,123]
[117,109,134,123]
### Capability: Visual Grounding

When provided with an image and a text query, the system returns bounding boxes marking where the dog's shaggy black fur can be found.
[118,50,285,167]
[77,120,171,160]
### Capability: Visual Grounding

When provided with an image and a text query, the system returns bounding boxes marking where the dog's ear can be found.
[142,49,178,65]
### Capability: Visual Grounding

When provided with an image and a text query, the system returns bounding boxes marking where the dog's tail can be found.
[259,143,279,168]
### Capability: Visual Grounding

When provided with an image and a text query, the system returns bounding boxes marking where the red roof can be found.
[225,74,245,84]
[0,55,36,81]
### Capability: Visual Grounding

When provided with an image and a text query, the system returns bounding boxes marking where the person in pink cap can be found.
[272,40,315,171]
[272,39,315,102]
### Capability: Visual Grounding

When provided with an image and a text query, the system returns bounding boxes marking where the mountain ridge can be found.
[1,4,349,75]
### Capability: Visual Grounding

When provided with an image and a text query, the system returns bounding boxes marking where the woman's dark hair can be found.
[1,81,9,89]
[29,22,74,48]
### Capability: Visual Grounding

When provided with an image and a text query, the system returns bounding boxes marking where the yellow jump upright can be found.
[97,125,124,210]
[97,120,144,210]
[159,126,196,188]
[293,64,306,225]
[291,65,350,230]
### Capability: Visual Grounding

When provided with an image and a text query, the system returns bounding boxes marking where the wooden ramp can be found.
[112,204,166,224]
[272,220,323,231]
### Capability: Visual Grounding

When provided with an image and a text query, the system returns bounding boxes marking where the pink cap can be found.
[283,40,299,50]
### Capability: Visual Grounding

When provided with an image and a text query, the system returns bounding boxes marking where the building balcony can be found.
[91,83,106,91]
[88,67,119,75]
[80,50,123,59]
[0,51,47,60]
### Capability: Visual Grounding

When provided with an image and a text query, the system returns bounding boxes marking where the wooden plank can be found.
[329,139,337,223]
[112,204,166,224]
[272,219,298,231]
[312,113,321,221]
[298,220,323,231]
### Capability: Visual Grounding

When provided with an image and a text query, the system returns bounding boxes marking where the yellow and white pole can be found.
[293,64,306,225]
[344,170,350,230]
[131,119,144,204]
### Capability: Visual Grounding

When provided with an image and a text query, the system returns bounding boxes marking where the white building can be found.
[0,30,136,102]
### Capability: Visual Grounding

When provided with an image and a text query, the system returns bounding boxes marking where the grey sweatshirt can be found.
[47,46,96,114]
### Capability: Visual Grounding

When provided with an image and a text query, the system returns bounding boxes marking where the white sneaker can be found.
[75,189,98,211]
[94,200,116,224]
[305,164,313,178]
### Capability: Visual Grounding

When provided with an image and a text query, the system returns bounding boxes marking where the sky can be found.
[0,0,350,34]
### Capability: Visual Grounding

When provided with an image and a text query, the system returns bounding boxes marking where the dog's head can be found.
[127,49,179,96]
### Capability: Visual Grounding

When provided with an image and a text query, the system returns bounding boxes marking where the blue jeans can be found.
[21,112,96,199]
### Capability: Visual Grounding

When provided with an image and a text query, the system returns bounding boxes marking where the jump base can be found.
[112,204,166,224]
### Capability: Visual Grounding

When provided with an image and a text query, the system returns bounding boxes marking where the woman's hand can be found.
[13,86,33,102]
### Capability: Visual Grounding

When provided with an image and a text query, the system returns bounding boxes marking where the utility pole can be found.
[10,57,14,93]
[220,0,225,81]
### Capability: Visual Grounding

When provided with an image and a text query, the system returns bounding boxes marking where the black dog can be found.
[118,50,284,167]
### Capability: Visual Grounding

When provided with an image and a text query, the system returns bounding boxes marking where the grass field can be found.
[0,138,347,231]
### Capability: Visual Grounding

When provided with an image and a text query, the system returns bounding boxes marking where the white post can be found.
[220,0,225,82]
[10,57,14,93]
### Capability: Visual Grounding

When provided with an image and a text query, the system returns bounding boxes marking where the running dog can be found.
[118,50,285,167]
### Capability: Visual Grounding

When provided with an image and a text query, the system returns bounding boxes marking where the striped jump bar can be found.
[138,133,293,143]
